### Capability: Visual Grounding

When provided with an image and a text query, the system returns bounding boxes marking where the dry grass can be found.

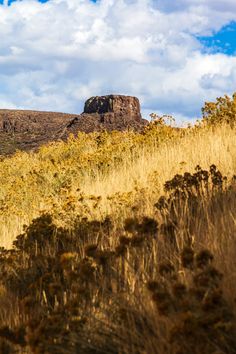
[83,123,236,199]
[0,123,236,248]
[0,106,236,353]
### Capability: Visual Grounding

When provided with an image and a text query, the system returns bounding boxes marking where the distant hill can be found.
[0,95,148,155]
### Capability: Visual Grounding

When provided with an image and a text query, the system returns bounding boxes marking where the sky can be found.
[0,0,236,122]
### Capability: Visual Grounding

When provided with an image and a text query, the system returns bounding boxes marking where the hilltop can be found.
[0,95,148,155]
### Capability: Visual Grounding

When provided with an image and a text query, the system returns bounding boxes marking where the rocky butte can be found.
[0,95,148,155]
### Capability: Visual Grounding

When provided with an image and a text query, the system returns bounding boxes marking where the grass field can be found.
[0,96,236,353]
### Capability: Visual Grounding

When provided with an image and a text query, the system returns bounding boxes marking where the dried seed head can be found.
[181,247,194,269]
[195,249,214,268]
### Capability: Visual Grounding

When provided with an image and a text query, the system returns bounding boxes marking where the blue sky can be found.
[0,0,236,122]
[0,0,96,3]
[198,21,236,55]
[0,0,48,4]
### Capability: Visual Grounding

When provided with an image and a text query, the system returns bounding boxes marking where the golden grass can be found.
[0,123,236,249]
[83,123,236,196]
[0,110,236,353]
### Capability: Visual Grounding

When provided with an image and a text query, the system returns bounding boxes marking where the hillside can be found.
[0,94,236,354]
[0,95,148,155]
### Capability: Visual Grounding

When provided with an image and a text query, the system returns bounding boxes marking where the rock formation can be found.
[84,95,141,120]
[0,95,148,155]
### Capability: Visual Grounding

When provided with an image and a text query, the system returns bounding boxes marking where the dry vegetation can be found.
[0,94,236,353]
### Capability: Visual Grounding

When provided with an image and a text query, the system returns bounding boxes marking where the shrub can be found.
[202,93,236,126]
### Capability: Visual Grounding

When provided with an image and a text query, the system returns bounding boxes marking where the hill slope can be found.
[0,94,236,354]
[0,95,148,155]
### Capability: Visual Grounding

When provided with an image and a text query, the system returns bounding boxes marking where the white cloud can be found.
[0,0,236,122]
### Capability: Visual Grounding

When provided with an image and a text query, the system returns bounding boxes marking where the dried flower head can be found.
[195,249,214,268]
[181,246,194,269]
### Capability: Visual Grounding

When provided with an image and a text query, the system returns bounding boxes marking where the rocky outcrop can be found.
[84,95,141,120]
[0,95,148,155]
[67,95,148,134]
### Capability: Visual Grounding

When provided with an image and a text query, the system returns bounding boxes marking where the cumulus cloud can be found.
[0,0,236,122]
